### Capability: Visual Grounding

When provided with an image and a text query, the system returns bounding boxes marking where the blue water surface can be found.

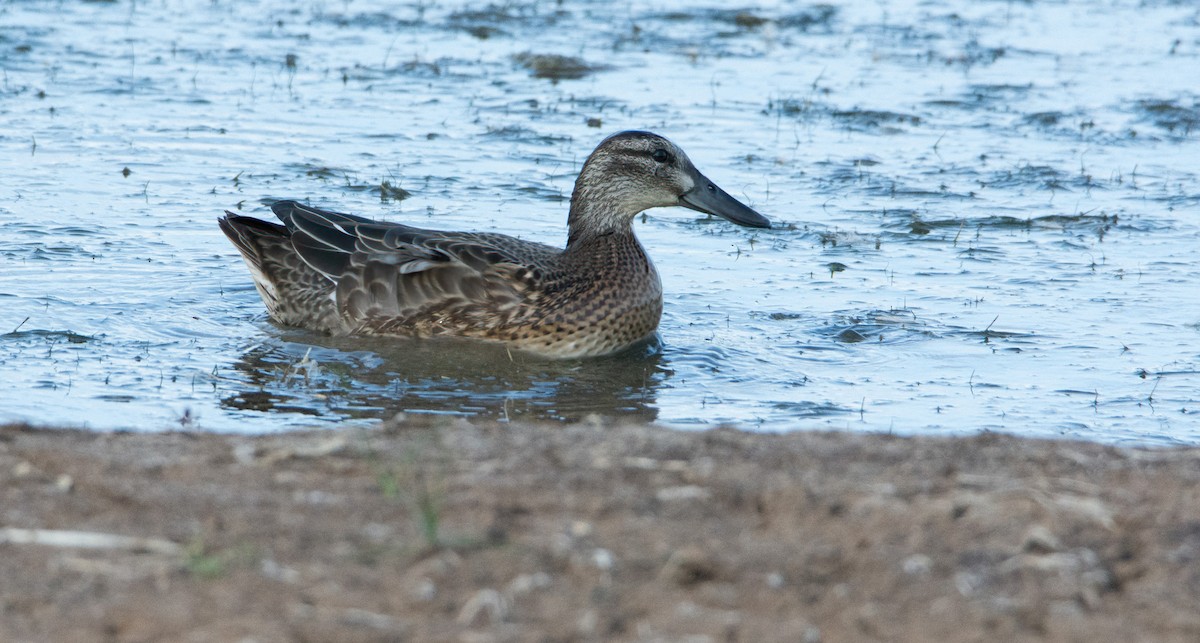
[1,0,1198,444]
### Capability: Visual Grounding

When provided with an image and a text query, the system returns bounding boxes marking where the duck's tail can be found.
[219,212,344,333]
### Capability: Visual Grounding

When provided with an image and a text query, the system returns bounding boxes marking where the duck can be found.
[218,130,770,359]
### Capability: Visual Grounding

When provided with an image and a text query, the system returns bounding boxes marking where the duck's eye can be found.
[651,149,671,163]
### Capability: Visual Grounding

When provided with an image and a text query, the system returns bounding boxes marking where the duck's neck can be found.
[565,179,636,249]
[562,210,656,290]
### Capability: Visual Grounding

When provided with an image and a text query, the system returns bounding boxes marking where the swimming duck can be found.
[219,130,770,358]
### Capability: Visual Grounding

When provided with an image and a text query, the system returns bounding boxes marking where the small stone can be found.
[362,522,392,543]
[55,474,74,493]
[955,571,979,596]
[413,578,436,601]
[624,456,659,470]
[551,532,573,556]
[675,600,702,617]
[655,485,712,502]
[507,572,551,596]
[662,546,717,586]
[592,548,614,571]
[295,435,349,458]
[1023,525,1063,554]
[231,442,258,465]
[577,608,599,636]
[661,459,690,472]
[766,571,786,589]
[456,588,508,627]
[686,457,715,480]
[902,554,933,577]
[260,559,300,583]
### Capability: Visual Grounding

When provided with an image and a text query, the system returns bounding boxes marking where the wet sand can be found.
[3,418,1198,642]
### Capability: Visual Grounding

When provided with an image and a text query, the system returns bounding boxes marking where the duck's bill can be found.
[679,175,771,228]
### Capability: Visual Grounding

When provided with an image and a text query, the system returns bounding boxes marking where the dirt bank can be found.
[2,417,1198,642]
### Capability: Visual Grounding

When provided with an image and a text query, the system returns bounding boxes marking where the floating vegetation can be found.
[886,212,1121,239]
[949,83,1034,108]
[480,125,571,144]
[939,40,1006,68]
[313,10,422,30]
[447,3,556,40]
[812,309,930,346]
[731,11,768,30]
[983,163,1069,191]
[341,59,443,82]
[778,5,838,31]
[1023,111,1066,128]
[284,163,354,181]
[835,328,867,343]
[1134,98,1199,136]
[765,99,921,133]
[652,5,836,32]
[513,52,602,80]
[830,108,922,132]
[323,177,414,201]
[221,390,323,415]
[768,400,847,417]
[766,97,820,119]
[3,328,95,344]
[377,180,412,202]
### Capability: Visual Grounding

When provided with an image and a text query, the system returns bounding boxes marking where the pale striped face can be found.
[571,131,770,231]
[576,131,696,218]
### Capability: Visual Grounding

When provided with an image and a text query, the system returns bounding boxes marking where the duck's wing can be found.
[271,200,559,334]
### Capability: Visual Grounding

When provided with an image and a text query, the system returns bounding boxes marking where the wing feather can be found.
[268,200,563,336]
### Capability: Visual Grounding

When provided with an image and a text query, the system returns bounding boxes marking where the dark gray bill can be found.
[678,173,771,228]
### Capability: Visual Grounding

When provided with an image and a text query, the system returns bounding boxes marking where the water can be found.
[1,0,1197,444]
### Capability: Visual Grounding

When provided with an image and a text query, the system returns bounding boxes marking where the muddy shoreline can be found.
[2,418,1198,641]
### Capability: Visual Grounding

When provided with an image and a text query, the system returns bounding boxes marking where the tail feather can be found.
[219,213,286,307]
[219,212,345,333]
[271,199,377,226]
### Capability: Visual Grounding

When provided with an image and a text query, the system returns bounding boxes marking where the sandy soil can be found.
[2,417,1199,642]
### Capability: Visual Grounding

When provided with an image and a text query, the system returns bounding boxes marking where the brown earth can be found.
[1,417,1199,642]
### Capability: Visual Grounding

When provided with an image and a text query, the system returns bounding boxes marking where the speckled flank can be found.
[219,131,767,359]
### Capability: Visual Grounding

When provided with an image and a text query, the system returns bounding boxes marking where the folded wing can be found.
[270,200,560,337]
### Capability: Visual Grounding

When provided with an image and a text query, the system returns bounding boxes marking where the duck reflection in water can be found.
[221,330,666,424]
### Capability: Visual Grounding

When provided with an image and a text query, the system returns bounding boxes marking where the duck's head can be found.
[568,131,770,243]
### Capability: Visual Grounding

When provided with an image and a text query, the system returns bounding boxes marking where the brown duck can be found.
[219,131,770,358]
